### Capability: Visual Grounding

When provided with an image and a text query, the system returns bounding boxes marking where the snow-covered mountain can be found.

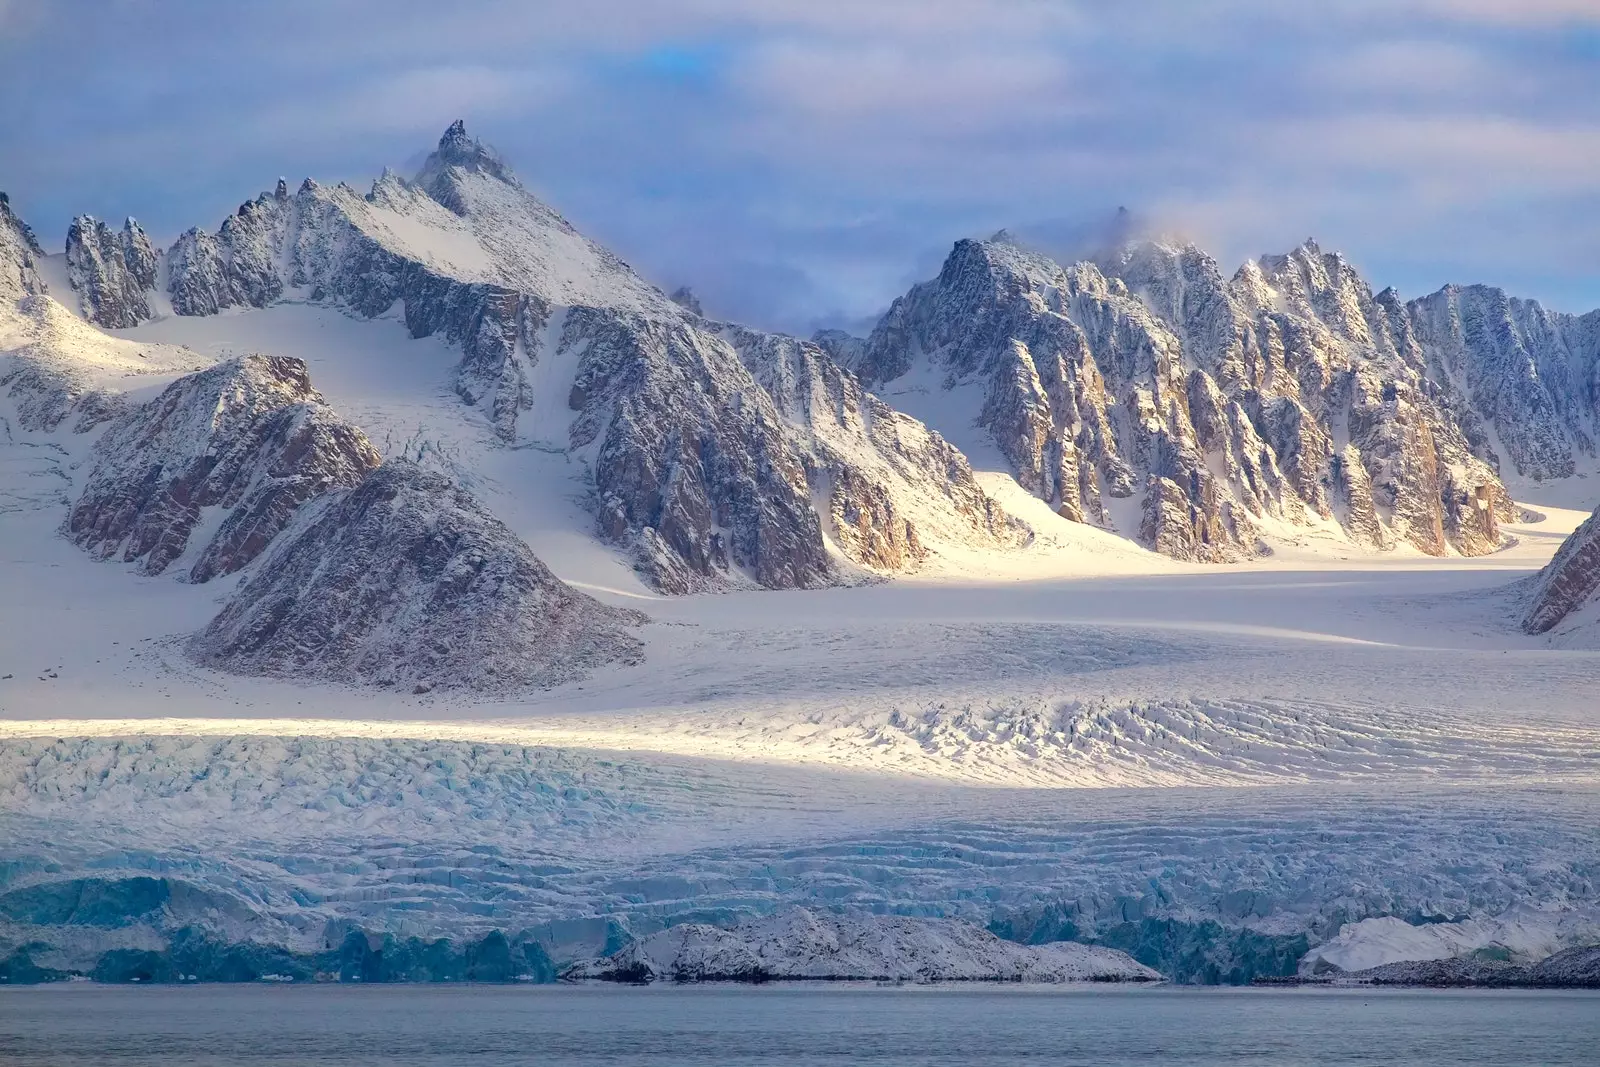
[65,215,159,330]
[565,906,1160,983]
[847,234,1513,561]
[56,122,1020,592]
[5,124,1600,991]
[2,215,647,693]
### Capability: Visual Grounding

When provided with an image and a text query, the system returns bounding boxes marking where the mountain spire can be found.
[415,120,518,214]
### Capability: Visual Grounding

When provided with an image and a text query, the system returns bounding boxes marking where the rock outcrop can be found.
[65,216,159,329]
[65,355,380,580]
[565,907,1161,984]
[1522,504,1600,636]
[189,460,647,691]
[854,234,1513,560]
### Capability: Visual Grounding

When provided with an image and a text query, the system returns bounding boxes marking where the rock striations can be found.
[850,234,1514,560]
[190,460,646,691]
[65,355,381,581]
[565,907,1161,984]
[74,122,1019,591]
[1521,503,1600,640]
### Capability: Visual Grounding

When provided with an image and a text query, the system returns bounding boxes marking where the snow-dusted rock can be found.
[64,215,158,329]
[0,192,46,303]
[1410,285,1600,482]
[3,197,208,434]
[189,460,647,691]
[565,907,1160,983]
[1522,504,1600,636]
[65,355,380,580]
[856,234,1513,561]
[668,285,703,316]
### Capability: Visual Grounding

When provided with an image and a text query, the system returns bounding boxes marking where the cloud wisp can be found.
[0,0,1595,330]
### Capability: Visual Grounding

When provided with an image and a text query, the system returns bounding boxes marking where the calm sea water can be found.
[2,984,1597,1066]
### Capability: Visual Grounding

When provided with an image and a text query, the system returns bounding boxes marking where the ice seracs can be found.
[565,907,1161,983]
[190,459,647,692]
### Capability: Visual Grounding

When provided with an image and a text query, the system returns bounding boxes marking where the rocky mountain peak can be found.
[668,285,703,316]
[65,214,159,329]
[417,120,518,214]
[865,226,1515,562]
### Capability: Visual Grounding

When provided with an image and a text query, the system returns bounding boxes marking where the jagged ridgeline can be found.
[56,122,1022,593]
[839,235,1569,560]
[43,122,1600,570]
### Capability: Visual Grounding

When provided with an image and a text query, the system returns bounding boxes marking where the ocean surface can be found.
[3,984,1597,1065]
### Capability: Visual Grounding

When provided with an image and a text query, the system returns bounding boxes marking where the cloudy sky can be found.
[2,0,1597,331]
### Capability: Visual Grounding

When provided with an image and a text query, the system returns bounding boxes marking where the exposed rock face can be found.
[565,907,1161,984]
[65,356,380,581]
[190,460,647,691]
[856,235,1513,560]
[726,325,1025,573]
[1522,505,1600,635]
[101,122,1018,592]
[65,216,159,329]
[570,309,834,592]
[1410,285,1600,482]
[0,192,46,303]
